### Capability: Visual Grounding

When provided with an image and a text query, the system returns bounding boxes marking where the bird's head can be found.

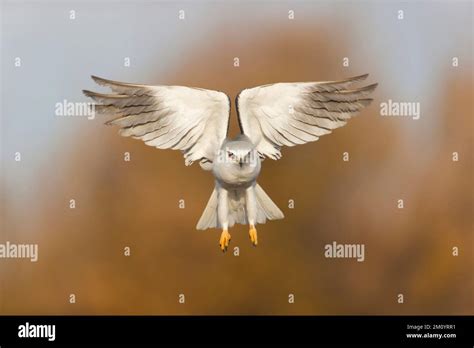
[220,134,258,167]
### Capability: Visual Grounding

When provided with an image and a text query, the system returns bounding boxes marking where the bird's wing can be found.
[236,74,377,160]
[83,76,230,167]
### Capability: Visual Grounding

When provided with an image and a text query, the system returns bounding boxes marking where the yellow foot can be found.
[249,225,258,246]
[219,229,231,252]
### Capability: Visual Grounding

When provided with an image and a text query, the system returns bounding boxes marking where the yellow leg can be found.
[219,229,231,252]
[249,225,258,246]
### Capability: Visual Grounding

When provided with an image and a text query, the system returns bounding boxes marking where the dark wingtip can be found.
[91,75,107,85]
[82,89,94,97]
[360,83,378,91]
[351,73,369,81]
[368,82,378,89]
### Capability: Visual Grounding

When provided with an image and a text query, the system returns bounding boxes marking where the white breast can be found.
[212,157,261,188]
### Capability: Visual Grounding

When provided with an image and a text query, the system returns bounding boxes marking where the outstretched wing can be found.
[236,74,377,160]
[83,76,230,166]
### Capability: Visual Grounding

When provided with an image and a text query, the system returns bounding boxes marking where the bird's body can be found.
[83,74,377,251]
[212,135,261,189]
[197,133,283,248]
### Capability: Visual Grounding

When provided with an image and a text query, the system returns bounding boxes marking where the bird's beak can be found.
[239,159,243,167]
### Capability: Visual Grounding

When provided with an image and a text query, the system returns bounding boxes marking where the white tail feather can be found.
[195,183,284,230]
[196,188,218,230]
[255,183,285,221]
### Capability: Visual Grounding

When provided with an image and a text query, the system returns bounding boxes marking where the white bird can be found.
[83,74,377,251]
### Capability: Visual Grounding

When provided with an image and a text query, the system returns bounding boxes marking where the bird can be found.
[83,74,377,252]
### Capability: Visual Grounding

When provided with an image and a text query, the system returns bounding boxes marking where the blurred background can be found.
[0,0,472,314]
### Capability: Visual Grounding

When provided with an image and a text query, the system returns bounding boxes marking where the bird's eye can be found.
[227,152,234,158]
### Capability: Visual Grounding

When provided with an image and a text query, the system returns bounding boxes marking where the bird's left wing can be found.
[236,74,377,160]
[83,76,230,167]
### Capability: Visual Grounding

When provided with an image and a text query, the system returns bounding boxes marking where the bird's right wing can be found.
[236,74,377,160]
[83,76,231,167]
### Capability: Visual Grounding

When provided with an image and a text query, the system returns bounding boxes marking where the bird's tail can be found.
[196,184,284,230]
[196,187,219,230]
[254,183,285,222]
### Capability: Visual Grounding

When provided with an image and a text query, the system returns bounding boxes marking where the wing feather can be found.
[236,74,377,159]
[84,76,230,166]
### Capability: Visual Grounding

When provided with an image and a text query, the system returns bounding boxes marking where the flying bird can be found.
[83,74,377,252]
